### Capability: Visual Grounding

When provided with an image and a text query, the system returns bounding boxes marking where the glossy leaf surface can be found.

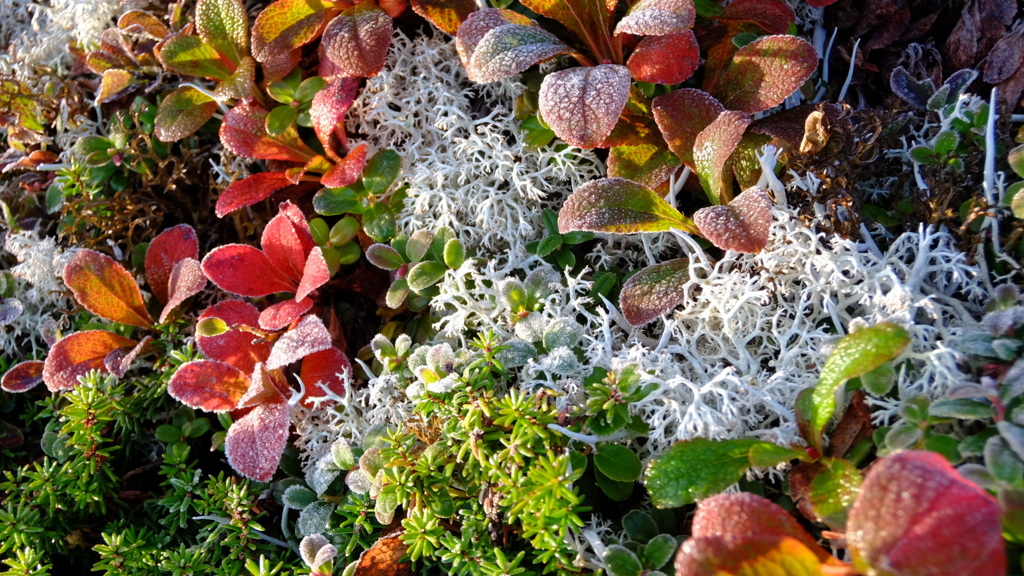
[558,178,693,234]
[1,361,45,393]
[652,88,724,166]
[145,224,200,305]
[539,64,631,149]
[693,186,773,253]
[225,402,291,482]
[154,86,218,142]
[714,35,818,113]
[43,331,137,392]
[620,258,689,326]
[323,4,393,78]
[63,250,153,328]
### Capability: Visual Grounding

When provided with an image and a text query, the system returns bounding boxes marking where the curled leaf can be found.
[159,258,207,323]
[652,88,724,166]
[323,4,394,78]
[620,258,689,326]
[63,250,153,328]
[311,77,360,159]
[538,64,631,149]
[614,0,696,36]
[455,9,534,68]
[558,178,694,234]
[692,110,752,204]
[468,23,571,83]
[146,224,200,305]
[693,186,773,253]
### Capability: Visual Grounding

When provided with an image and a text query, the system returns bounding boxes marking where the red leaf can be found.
[311,77,360,159]
[267,314,332,369]
[63,250,153,329]
[322,4,394,78]
[263,47,303,81]
[258,297,314,331]
[216,172,295,217]
[693,186,773,253]
[322,143,366,186]
[197,300,272,375]
[466,23,571,83]
[168,359,252,411]
[237,364,289,408]
[300,346,350,407]
[262,206,312,282]
[717,0,795,34]
[159,258,208,323]
[691,492,831,561]
[538,64,631,149]
[847,451,1005,576]
[713,35,818,113]
[652,88,724,166]
[410,0,476,35]
[619,258,689,326]
[296,247,330,301]
[805,0,838,6]
[605,110,681,188]
[692,110,752,204]
[225,402,291,482]
[202,244,298,297]
[1,361,44,393]
[154,85,219,142]
[220,101,316,162]
[146,224,199,305]
[251,0,337,63]
[674,535,824,576]
[42,330,137,392]
[104,335,152,377]
[627,30,699,85]
[614,0,696,36]
[277,200,318,256]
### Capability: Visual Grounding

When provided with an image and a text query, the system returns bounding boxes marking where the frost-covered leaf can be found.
[196,0,248,66]
[604,108,681,188]
[267,314,332,369]
[519,0,612,54]
[411,0,476,35]
[620,258,689,326]
[168,359,251,411]
[301,534,334,567]
[322,144,366,187]
[806,457,862,530]
[251,0,338,63]
[468,24,572,83]
[311,77,360,159]
[645,438,806,507]
[146,223,199,305]
[407,261,448,292]
[693,186,773,253]
[365,244,405,270]
[692,110,752,204]
[196,300,272,376]
[652,88,724,166]
[104,335,151,377]
[154,86,218,142]
[323,4,393,78]
[674,535,824,576]
[42,331,137,392]
[539,64,631,149]
[296,247,330,301]
[716,0,795,34]
[0,298,23,325]
[262,205,313,282]
[559,178,694,234]
[157,34,233,79]
[202,244,297,297]
[214,55,256,101]
[626,30,699,85]
[847,451,1005,576]
[96,69,140,104]
[63,249,153,329]
[117,10,171,38]
[300,346,350,406]
[297,501,334,535]
[714,35,818,113]
[216,172,295,217]
[225,402,291,482]
[1,361,44,393]
[220,101,316,162]
[796,322,910,452]
[159,258,207,323]
[259,297,314,331]
[614,0,696,36]
[890,66,935,109]
[455,9,534,68]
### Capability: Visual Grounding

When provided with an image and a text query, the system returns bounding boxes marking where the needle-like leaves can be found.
[63,250,153,329]
[538,64,631,149]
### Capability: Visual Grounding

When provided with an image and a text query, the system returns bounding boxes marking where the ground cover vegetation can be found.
[0,0,1023,573]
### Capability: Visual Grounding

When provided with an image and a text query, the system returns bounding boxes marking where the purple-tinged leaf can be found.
[1,361,44,393]
[296,247,330,301]
[196,0,249,66]
[42,330,137,392]
[558,177,695,234]
[63,249,153,329]
[692,110,752,204]
[539,64,631,149]
[467,24,572,83]
[197,301,272,375]
[321,144,366,187]
[225,402,290,482]
[716,0,795,34]
[258,297,314,331]
[455,9,534,68]
[847,451,1005,576]
[214,56,256,101]
[96,69,140,104]
[159,258,207,323]
[614,0,696,36]
[215,172,295,217]
[251,0,338,63]
[157,34,234,80]
[889,66,934,109]
[202,244,298,297]
[619,258,689,326]
[39,317,59,346]
[146,224,200,305]
[311,77,360,159]
[693,186,773,253]
[220,101,317,162]
[411,0,476,35]
[267,314,332,370]
[652,89,724,167]
[714,35,818,113]
[323,4,394,78]
[626,30,699,85]
[168,359,251,411]
[674,535,824,576]
[518,0,615,61]
[300,346,350,406]
[0,298,23,325]
[154,86,219,142]
[365,244,404,270]
[104,335,152,377]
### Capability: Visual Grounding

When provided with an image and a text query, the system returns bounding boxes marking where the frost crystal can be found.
[1,231,74,360]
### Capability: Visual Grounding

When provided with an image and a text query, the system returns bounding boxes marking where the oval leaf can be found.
[154,85,219,142]
[691,492,830,561]
[63,250,153,328]
[558,177,693,234]
[96,69,140,104]
[196,0,249,65]
[251,0,334,63]
[168,359,251,411]
[716,0,795,34]
[311,77,360,159]
[220,101,316,162]
[1,361,45,393]
[225,402,291,482]
[674,535,824,576]
[847,451,1005,576]
[159,258,208,323]
[300,346,351,407]
[266,314,332,370]
[693,186,773,253]
[406,261,448,292]
[614,0,696,36]
[538,64,631,149]
[714,35,818,113]
[620,258,690,326]
[201,244,298,297]
[455,8,534,68]
[652,88,724,166]
[594,444,642,482]
[258,297,314,331]
[411,0,476,35]
[468,23,571,83]
[365,244,405,270]
[146,223,200,305]
[692,110,752,204]
[196,300,272,376]
[323,5,393,78]
[626,30,699,85]
[157,34,233,79]
[42,331,137,392]
[216,172,295,217]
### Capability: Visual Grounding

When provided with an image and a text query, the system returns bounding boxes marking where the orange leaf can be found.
[43,330,137,392]
[63,250,153,328]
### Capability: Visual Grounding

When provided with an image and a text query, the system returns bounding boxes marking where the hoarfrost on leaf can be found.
[614,0,696,36]
[267,314,332,369]
[538,64,631,149]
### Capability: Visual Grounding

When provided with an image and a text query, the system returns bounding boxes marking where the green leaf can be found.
[313,187,361,216]
[692,110,752,204]
[594,444,642,482]
[562,230,594,244]
[619,258,689,326]
[329,216,360,246]
[156,424,182,443]
[267,80,295,104]
[808,457,861,530]
[363,203,395,242]
[266,105,298,135]
[283,484,318,509]
[927,398,995,421]
[595,465,634,501]
[442,238,465,269]
[604,545,642,576]
[1009,144,1024,179]
[535,234,562,257]
[407,261,448,292]
[363,148,403,195]
[158,35,234,80]
[643,534,678,570]
[796,322,910,452]
[154,86,218,142]
[910,146,937,165]
[251,0,338,63]
[386,278,410,308]
[860,363,896,396]
[365,244,404,270]
[295,76,327,103]
[196,0,249,66]
[196,317,229,337]
[645,438,806,508]
[558,178,695,234]
[933,130,960,156]
[622,510,659,542]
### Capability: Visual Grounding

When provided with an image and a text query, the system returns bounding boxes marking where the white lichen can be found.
[1,229,75,359]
